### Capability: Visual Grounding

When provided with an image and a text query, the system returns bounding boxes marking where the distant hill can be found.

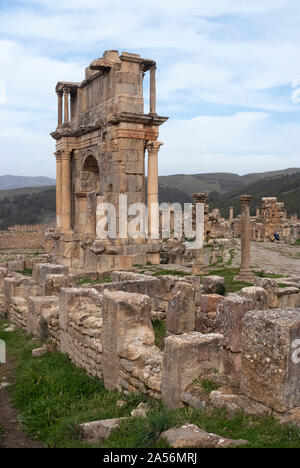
[0,185,55,201]
[0,168,299,229]
[159,168,300,198]
[0,188,56,230]
[207,172,300,218]
[0,175,56,191]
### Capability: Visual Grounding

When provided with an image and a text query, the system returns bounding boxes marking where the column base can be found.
[234,269,255,283]
[192,261,209,275]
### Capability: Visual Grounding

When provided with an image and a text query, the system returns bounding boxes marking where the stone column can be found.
[55,152,62,230]
[57,91,63,127]
[229,206,234,222]
[147,141,163,237]
[61,150,72,232]
[235,195,254,282]
[149,65,157,115]
[192,193,208,274]
[256,206,260,218]
[63,88,70,124]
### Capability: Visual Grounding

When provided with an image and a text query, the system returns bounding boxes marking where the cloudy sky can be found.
[0,0,300,177]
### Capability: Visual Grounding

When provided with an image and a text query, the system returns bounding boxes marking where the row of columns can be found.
[55,150,72,232]
[56,88,71,127]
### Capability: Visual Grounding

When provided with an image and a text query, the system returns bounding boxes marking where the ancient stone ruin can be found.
[1,50,300,436]
[47,50,168,272]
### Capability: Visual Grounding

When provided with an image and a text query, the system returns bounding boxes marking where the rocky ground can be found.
[0,355,43,448]
[232,241,300,277]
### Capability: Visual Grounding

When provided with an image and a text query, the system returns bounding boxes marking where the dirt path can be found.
[0,356,43,448]
[232,241,300,277]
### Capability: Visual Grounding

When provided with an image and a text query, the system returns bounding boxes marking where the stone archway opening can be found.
[81,154,100,193]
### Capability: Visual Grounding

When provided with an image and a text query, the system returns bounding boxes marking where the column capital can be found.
[192,193,208,204]
[61,149,72,160]
[54,151,62,161]
[56,90,63,96]
[63,87,70,95]
[240,194,252,206]
[146,141,163,154]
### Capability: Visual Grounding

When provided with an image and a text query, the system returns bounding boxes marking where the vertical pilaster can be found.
[55,152,62,230]
[229,206,234,222]
[61,150,72,232]
[147,141,163,237]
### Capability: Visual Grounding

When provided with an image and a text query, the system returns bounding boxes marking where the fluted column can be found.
[235,195,254,282]
[57,91,63,127]
[229,206,234,222]
[61,150,72,232]
[147,141,163,237]
[149,65,157,115]
[63,88,70,124]
[55,152,62,230]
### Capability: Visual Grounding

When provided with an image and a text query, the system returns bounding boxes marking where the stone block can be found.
[166,282,196,334]
[209,391,271,417]
[101,349,120,391]
[33,263,68,286]
[44,274,69,296]
[222,348,242,384]
[239,286,268,310]
[254,277,278,308]
[102,290,154,359]
[162,332,224,409]
[159,424,248,448]
[241,308,300,412]
[59,287,102,331]
[195,294,224,334]
[27,296,59,340]
[215,294,255,352]
[202,276,225,295]
[80,418,127,443]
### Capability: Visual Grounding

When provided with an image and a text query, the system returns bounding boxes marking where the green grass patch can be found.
[226,248,235,266]
[294,239,300,246]
[16,269,33,276]
[201,380,221,394]
[76,277,111,286]
[152,269,190,277]
[254,271,284,279]
[208,268,253,293]
[277,284,291,289]
[151,320,166,350]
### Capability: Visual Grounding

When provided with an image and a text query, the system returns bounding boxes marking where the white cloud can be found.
[0,80,5,104]
[159,112,300,174]
[0,0,299,176]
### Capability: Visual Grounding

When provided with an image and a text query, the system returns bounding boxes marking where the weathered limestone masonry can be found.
[231,196,300,244]
[0,231,46,250]
[47,50,168,272]
[1,261,300,419]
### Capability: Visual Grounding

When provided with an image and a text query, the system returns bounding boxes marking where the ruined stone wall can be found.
[1,262,300,414]
[0,232,45,250]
